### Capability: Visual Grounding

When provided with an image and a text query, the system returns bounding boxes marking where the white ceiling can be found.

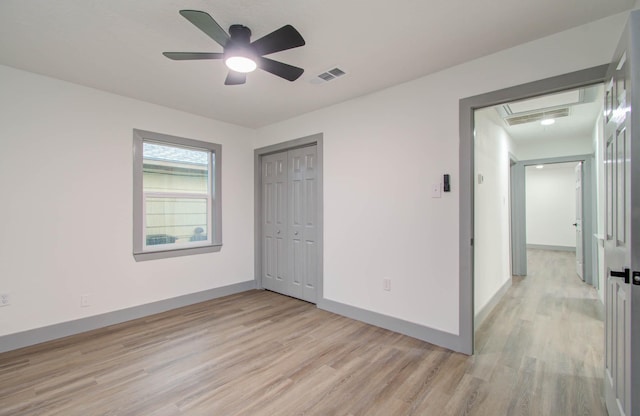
[0,0,635,128]
[497,85,604,142]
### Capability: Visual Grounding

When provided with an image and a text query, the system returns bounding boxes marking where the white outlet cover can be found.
[431,183,441,198]
[80,294,90,307]
[0,293,10,306]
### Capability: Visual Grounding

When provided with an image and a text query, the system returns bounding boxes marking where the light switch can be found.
[431,183,441,198]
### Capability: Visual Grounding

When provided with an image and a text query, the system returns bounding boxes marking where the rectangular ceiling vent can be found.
[505,107,570,126]
[311,67,347,84]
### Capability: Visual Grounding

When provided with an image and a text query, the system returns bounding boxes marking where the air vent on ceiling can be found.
[505,107,570,126]
[311,67,347,84]
[495,85,600,126]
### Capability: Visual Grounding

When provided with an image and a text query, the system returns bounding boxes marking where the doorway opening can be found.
[473,84,603,333]
[458,64,609,354]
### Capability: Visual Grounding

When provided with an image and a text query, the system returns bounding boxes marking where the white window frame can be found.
[133,129,222,261]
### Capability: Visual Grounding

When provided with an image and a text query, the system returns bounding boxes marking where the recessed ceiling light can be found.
[540,118,555,126]
[536,165,544,169]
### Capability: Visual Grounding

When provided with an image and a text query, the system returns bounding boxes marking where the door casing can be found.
[575,162,584,280]
[254,133,324,302]
[459,65,608,354]
[509,155,595,286]
[509,153,526,276]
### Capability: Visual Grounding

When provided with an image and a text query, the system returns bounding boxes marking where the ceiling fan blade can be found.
[179,10,229,48]
[257,57,304,81]
[225,71,247,85]
[163,52,224,60]
[251,25,305,56]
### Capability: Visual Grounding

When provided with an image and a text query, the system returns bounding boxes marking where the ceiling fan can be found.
[163,10,306,85]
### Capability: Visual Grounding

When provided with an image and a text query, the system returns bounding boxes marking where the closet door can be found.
[288,146,318,303]
[261,151,288,295]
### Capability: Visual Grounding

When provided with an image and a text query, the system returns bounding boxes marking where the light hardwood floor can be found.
[0,249,605,415]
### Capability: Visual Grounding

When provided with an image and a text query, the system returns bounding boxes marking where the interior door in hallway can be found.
[603,10,639,416]
[261,145,318,303]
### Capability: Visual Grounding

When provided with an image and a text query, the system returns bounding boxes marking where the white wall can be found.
[473,108,516,316]
[0,10,629,342]
[525,163,579,247]
[0,65,256,337]
[255,12,627,335]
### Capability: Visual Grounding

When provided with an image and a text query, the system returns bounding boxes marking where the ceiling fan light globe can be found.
[225,56,257,73]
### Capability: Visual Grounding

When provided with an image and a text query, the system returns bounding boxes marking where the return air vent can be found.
[505,107,570,126]
[310,67,347,84]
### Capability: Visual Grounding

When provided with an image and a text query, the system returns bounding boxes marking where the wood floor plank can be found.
[0,250,606,415]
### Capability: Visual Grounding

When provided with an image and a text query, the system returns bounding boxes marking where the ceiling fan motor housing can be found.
[225,25,255,60]
[228,25,251,44]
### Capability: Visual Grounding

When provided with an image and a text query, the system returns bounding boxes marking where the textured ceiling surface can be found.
[0,0,635,128]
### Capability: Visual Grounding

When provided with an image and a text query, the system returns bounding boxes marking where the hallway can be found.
[474,248,605,415]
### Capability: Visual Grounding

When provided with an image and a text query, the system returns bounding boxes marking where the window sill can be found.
[133,244,222,262]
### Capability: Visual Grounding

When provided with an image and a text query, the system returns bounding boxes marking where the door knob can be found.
[277,230,280,234]
[610,268,630,284]
[294,231,299,236]
[572,223,577,227]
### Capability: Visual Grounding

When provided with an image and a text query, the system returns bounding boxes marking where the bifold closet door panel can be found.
[261,151,288,295]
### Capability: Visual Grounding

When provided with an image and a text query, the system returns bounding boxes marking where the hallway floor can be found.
[473,248,605,415]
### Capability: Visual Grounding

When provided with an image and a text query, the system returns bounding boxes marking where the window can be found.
[133,129,222,261]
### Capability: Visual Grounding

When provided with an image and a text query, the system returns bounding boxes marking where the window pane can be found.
[133,129,222,260]
[145,197,208,245]
[143,142,209,194]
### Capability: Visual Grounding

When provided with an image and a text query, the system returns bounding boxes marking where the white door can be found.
[261,146,319,303]
[603,10,639,416]
[287,146,318,303]
[261,151,288,295]
[575,162,584,280]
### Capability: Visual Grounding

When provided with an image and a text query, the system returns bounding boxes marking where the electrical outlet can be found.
[383,278,391,291]
[431,183,441,198]
[80,294,90,308]
[0,293,10,307]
